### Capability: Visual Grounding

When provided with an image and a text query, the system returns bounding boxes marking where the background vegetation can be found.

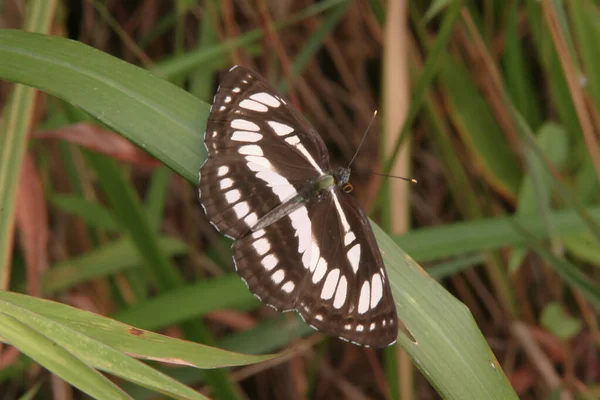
[0,0,598,399]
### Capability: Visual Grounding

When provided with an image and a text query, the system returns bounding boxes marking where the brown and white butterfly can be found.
[199,66,398,347]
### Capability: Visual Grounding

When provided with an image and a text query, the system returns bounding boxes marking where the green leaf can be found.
[113,274,259,331]
[424,0,453,21]
[567,0,600,110]
[438,54,521,199]
[0,297,207,400]
[1,31,205,183]
[396,206,600,262]
[540,302,582,340]
[42,236,188,294]
[502,0,542,129]
[120,315,315,399]
[0,0,59,286]
[563,232,600,268]
[0,313,131,400]
[509,123,569,272]
[510,222,600,308]
[524,0,583,160]
[50,194,119,231]
[0,290,276,369]
[17,382,42,400]
[85,152,184,289]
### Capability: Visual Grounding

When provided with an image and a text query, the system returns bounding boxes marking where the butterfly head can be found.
[332,167,352,193]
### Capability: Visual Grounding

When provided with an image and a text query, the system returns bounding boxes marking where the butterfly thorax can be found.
[311,167,351,196]
[252,168,350,233]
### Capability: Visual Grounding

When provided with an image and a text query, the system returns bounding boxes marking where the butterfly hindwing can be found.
[317,190,398,347]
[232,187,398,348]
[232,205,309,312]
[200,66,331,239]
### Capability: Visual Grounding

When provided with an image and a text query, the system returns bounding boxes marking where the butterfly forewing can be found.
[200,65,399,347]
[200,66,330,239]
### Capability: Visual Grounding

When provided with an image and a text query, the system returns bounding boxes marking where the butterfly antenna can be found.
[347,111,417,184]
[347,110,378,169]
[369,171,417,183]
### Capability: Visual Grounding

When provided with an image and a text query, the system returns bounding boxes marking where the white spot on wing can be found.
[231,119,260,131]
[267,121,294,136]
[245,155,273,170]
[331,192,351,233]
[282,281,295,293]
[238,145,263,156]
[256,170,297,201]
[289,207,311,267]
[244,212,258,227]
[225,189,241,203]
[271,269,285,284]
[233,201,250,218]
[356,324,364,332]
[231,131,263,142]
[285,135,300,145]
[358,281,370,314]
[369,322,376,331]
[295,143,323,174]
[250,92,281,108]
[224,96,232,103]
[256,170,289,186]
[232,87,241,93]
[312,257,327,283]
[220,178,234,190]
[370,273,383,308]
[217,166,229,177]
[252,238,271,256]
[321,268,340,300]
[245,154,298,202]
[333,275,347,309]
[309,238,320,272]
[314,314,323,321]
[262,254,278,271]
[239,99,268,112]
[344,231,356,246]
[347,244,361,273]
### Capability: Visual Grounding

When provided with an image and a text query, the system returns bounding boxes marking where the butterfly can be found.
[198,65,398,347]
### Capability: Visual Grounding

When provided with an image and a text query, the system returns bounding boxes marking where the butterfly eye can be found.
[343,183,353,193]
